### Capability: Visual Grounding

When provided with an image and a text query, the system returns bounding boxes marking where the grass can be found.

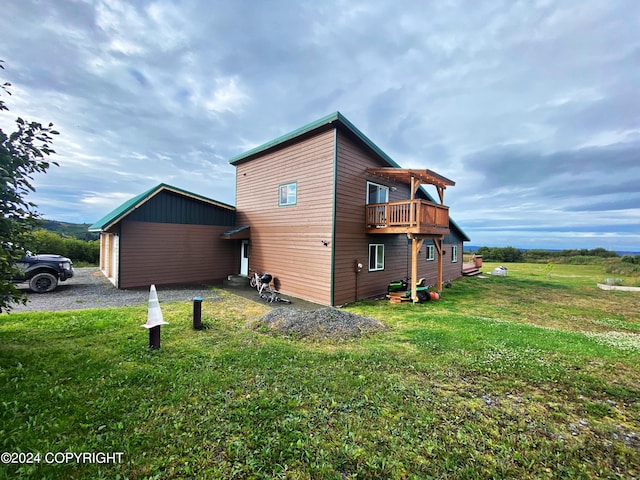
[0,263,639,479]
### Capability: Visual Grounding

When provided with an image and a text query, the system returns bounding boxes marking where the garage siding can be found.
[118,221,237,289]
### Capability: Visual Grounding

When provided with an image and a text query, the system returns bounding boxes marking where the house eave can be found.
[88,183,235,233]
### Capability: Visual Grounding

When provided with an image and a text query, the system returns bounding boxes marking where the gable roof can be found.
[229,111,470,242]
[88,183,235,232]
[229,111,403,167]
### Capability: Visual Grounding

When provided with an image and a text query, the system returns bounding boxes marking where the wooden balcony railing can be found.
[365,200,450,235]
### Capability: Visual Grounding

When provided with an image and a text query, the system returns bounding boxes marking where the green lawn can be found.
[1,263,639,479]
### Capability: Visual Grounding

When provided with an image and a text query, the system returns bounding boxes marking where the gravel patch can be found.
[10,267,222,312]
[252,307,388,340]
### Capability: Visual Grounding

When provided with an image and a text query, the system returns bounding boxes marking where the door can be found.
[240,240,249,276]
[104,233,119,287]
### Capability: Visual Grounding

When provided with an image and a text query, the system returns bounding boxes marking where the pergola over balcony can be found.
[366,168,455,204]
[365,168,455,236]
[366,167,456,300]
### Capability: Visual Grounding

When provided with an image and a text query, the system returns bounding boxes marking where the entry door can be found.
[240,240,249,276]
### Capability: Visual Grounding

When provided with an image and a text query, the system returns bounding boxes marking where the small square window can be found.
[369,244,384,271]
[279,182,297,206]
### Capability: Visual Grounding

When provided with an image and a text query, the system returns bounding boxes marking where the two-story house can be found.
[229,111,469,305]
[90,112,469,306]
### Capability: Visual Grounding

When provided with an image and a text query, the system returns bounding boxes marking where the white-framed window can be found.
[426,244,435,261]
[366,181,389,204]
[369,244,385,271]
[279,182,297,206]
[452,245,458,263]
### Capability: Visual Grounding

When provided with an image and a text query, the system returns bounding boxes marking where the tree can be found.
[474,245,523,262]
[0,60,59,312]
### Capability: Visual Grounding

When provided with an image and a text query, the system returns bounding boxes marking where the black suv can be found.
[13,254,74,293]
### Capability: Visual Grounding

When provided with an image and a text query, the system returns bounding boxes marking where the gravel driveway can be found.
[10,268,223,312]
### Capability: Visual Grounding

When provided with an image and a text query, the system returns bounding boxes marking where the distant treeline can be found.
[29,229,99,265]
[471,246,621,263]
[38,220,99,241]
[469,246,640,275]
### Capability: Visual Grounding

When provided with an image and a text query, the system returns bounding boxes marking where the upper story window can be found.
[366,181,389,204]
[279,182,297,206]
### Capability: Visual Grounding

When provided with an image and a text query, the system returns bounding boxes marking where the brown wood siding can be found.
[333,132,413,305]
[333,132,463,305]
[235,130,335,304]
[443,241,464,282]
[118,221,237,289]
[420,239,464,286]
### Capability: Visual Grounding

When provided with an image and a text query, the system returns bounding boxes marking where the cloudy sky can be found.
[1,0,639,251]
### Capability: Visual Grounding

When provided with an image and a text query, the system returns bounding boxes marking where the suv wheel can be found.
[29,272,58,293]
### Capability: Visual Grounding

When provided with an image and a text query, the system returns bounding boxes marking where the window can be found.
[367,182,389,204]
[452,245,458,263]
[369,244,385,271]
[426,245,435,261]
[279,182,297,206]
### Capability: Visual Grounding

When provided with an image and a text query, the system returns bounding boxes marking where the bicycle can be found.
[249,270,271,295]
[259,289,292,304]
[249,270,291,304]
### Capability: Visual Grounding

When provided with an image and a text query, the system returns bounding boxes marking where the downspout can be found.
[330,127,338,306]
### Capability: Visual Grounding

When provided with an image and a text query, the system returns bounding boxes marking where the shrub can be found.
[475,246,523,262]
[27,229,99,265]
[621,255,640,265]
[557,255,606,265]
[605,259,640,276]
[476,247,622,264]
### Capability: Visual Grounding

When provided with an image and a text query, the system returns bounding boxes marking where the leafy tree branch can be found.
[0,60,59,311]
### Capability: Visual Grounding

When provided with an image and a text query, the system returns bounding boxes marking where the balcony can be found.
[365,199,450,235]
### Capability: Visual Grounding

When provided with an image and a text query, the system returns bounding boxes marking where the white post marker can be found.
[141,285,168,348]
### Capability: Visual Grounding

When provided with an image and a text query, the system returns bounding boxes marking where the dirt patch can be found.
[251,307,388,340]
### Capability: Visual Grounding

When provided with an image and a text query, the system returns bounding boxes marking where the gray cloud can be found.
[0,0,638,250]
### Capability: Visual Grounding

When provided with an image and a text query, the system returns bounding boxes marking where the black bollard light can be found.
[149,325,161,349]
[193,296,203,330]
[142,285,168,349]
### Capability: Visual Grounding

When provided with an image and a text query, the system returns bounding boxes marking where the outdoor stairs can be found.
[462,265,482,277]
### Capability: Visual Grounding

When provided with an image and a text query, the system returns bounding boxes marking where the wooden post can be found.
[409,176,424,230]
[410,235,425,303]
[434,236,444,291]
[410,176,421,199]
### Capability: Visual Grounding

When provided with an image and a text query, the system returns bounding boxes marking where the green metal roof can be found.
[88,183,235,232]
[229,111,470,242]
[229,111,402,168]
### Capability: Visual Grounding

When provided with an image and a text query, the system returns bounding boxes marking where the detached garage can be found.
[88,184,237,289]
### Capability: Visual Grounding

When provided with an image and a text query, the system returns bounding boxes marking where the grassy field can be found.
[0,262,639,479]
